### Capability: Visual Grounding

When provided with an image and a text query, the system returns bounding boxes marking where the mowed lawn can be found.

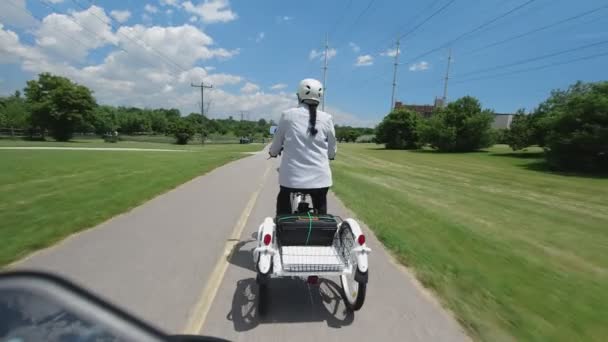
[332,144,607,342]
[0,141,262,266]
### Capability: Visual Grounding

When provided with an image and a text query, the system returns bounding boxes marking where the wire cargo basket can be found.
[279,233,356,273]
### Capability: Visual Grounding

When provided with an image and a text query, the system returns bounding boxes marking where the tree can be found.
[375,108,422,149]
[170,117,197,144]
[0,95,29,134]
[24,73,96,141]
[420,96,494,152]
[505,109,535,150]
[542,81,608,172]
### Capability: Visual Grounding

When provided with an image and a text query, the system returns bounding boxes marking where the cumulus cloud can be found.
[349,42,360,53]
[255,32,265,43]
[381,47,400,57]
[409,61,430,71]
[309,48,337,61]
[183,0,237,24]
[144,4,159,13]
[189,16,198,22]
[270,83,287,90]
[159,0,179,6]
[48,0,64,3]
[110,10,131,23]
[241,82,260,94]
[355,55,373,66]
[35,6,117,62]
[0,0,39,28]
[0,6,371,125]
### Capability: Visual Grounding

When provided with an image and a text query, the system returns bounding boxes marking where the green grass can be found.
[332,144,608,342]
[0,138,266,150]
[0,141,262,266]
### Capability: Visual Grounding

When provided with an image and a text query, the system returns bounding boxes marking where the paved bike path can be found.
[14,150,468,341]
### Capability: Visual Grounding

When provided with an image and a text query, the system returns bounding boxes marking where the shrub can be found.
[543,81,608,172]
[420,96,494,152]
[375,108,422,149]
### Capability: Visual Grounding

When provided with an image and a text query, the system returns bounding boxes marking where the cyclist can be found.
[269,78,337,215]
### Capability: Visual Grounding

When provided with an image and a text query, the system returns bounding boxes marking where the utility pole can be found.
[390,39,400,111]
[442,47,452,106]
[191,81,213,144]
[322,33,329,111]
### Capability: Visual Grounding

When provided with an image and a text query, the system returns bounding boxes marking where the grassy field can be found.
[332,144,607,342]
[0,141,262,266]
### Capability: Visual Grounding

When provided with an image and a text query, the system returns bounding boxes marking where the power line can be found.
[397,0,457,41]
[72,0,189,75]
[453,51,608,84]
[5,0,94,50]
[331,0,379,51]
[454,39,608,78]
[327,0,353,40]
[403,0,537,65]
[463,4,608,55]
[38,0,128,53]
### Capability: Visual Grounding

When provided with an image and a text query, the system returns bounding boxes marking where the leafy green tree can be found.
[542,81,608,172]
[505,109,535,150]
[170,117,197,144]
[0,94,29,133]
[24,73,96,141]
[420,96,494,152]
[375,108,422,149]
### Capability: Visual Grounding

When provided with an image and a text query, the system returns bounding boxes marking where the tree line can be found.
[375,80,608,173]
[0,73,275,144]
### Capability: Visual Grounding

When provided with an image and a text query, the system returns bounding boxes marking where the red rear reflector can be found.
[307,276,319,284]
[263,234,272,246]
[357,235,366,245]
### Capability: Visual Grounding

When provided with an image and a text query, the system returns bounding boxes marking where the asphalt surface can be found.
[13,149,468,341]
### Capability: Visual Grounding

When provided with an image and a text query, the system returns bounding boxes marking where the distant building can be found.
[395,100,514,129]
[492,113,514,129]
[394,101,436,118]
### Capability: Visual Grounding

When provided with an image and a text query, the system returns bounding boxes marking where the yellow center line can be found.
[182,162,272,334]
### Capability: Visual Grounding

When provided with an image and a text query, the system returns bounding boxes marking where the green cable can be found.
[305,212,313,245]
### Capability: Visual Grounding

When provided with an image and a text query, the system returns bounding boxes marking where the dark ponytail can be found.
[307,101,318,136]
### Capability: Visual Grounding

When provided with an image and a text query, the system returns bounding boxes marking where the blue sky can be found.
[1,0,607,126]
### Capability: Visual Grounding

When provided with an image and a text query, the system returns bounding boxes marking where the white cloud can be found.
[159,0,179,6]
[381,47,400,57]
[349,42,360,53]
[276,15,293,23]
[327,106,377,128]
[309,48,337,61]
[270,83,287,91]
[355,54,373,67]
[35,6,117,62]
[255,32,265,43]
[0,0,38,28]
[189,16,198,22]
[110,10,131,23]
[166,9,174,15]
[409,61,430,71]
[48,0,64,3]
[241,82,260,94]
[0,9,372,126]
[142,13,152,21]
[182,0,237,24]
[144,4,159,13]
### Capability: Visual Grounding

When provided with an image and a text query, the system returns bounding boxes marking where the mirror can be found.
[269,126,278,135]
[0,271,229,342]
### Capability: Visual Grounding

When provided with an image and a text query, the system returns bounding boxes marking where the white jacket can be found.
[269,104,337,189]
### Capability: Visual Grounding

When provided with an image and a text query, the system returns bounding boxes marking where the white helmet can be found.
[297,78,323,104]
